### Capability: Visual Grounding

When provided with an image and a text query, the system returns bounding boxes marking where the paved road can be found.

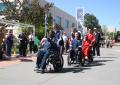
[0,46,120,85]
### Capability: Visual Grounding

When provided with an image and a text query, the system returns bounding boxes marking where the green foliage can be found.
[84,13,101,31]
[0,26,7,45]
[117,31,120,35]
[107,32,116,40]
[47,14,53,29]
[35,26,45,40]
[101,25,108,36]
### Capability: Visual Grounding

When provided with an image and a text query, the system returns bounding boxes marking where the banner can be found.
[76,8,84,21]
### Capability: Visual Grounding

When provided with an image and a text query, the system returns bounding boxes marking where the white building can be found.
[38,0,77,35]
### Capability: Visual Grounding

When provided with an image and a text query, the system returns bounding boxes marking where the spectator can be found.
[34,36,39,53]
[0,45,3,60]
[18,32,28,57]
[62,32,68,53]
[5,30,14,59]
[28,32,34,54]
[93,28,101,56]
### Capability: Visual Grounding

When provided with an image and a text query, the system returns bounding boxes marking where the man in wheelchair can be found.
[68,32,82,65]
[35,30,63,73]
[82,29,95,63]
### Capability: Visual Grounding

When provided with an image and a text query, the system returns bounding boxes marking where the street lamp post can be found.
[45,12,48,37]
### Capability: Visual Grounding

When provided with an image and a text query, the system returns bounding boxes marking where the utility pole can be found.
[45,12,48,37]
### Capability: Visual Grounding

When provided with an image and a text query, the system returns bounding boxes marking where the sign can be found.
[76,8,84,21]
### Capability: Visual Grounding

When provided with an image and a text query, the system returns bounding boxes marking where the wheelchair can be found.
[81,46,94,66]
[46,46,64,72]
[67,46,83,66]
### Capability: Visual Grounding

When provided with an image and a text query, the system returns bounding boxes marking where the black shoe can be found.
[97,54,100,56]
[41,69,45,74]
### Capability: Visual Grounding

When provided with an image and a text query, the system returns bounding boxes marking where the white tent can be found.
[0,19,35,35]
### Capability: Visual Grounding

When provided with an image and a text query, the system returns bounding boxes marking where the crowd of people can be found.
[0,30,39,60]
[0,25,103,73]
[101,39,114,48]
[62,28,101,56]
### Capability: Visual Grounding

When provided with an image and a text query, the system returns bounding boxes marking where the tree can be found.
[0,26,7,45]
[1,0,53,39]
[101,25,108,36]
[84,13,101,31]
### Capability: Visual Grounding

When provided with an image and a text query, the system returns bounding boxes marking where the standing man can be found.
[62,32,68,54]
[5,30,14,59]
[28,32,34,54]
[93,28,101,56]
[18,32,28,57]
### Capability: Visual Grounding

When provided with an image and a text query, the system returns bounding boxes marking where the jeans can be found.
[19,43,27,56]
[6,43,13,58]
[29,41,34,54]
[36,49,49,69]
[93,44,100,56]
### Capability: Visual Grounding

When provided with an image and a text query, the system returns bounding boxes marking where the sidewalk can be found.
[0,54,36,68]
[113,43,120,46]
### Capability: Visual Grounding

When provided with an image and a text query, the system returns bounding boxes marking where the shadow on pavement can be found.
[39,67,91,74]
[85,59,114,67]
[19,58,34,62]
[61,67,91,73]
[18,56,35,62]
[40,59,114,74]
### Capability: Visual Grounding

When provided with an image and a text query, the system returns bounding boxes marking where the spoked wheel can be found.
[77,51,85,66]
[80,58,85,66]
[89,49,94,63]
[67,53,72,66]
[77,51,82,64]
[89,56,93,63]
[53,55,64,72]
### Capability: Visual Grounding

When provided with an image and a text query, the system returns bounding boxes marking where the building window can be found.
[55,16,61,25]
[0,3,5,11]
[64,19,69,28]
[72,23,75,27]
[48,12,52,16]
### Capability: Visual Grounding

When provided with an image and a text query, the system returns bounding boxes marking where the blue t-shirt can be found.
[71,38,78,49]
[6,34,13,44]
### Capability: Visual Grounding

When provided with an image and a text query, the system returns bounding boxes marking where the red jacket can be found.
[82,33,95,57]
[82,33,95,47]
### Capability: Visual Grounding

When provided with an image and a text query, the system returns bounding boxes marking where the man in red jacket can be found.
[82,29,95,60]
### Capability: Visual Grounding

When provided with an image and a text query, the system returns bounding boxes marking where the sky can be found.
[47,0,120,31]
[0,0,120,31]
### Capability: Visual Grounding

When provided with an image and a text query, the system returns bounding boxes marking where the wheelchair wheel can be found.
[81,60,85,66]
[53,55,64,72]
[89,55,93,63]
[67,54,71,66]
[89,49,93,63]
[77,51,83,64]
